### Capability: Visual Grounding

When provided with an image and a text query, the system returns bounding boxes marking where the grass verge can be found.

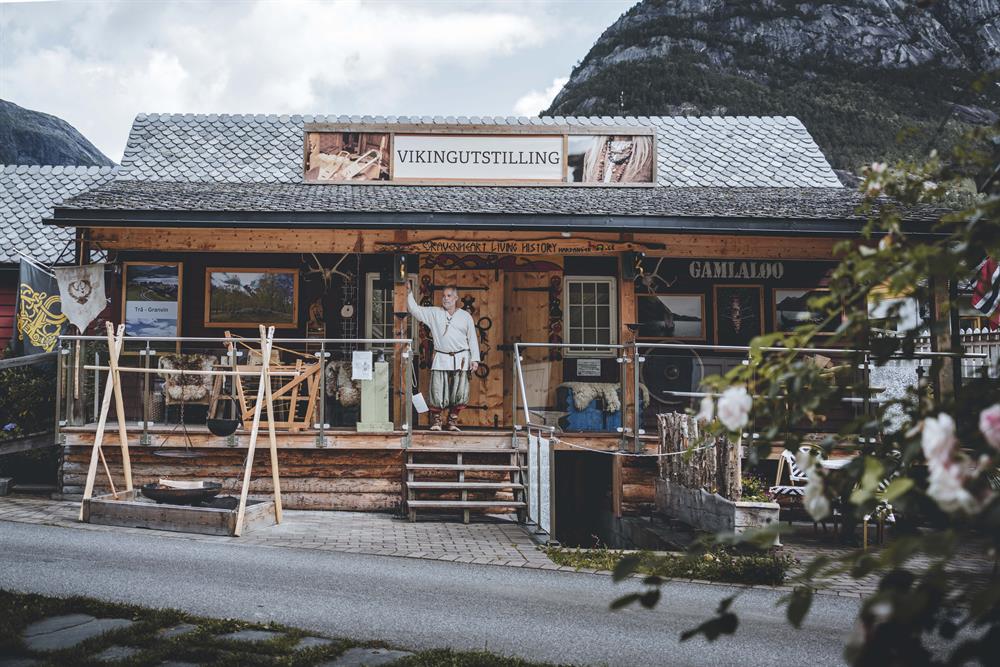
[545,548,793,586]
[0,589,559,666]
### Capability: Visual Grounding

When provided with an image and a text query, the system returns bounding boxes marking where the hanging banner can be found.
[54,264,107,333]
[538,436,553,537]
[527,433,539,526]
[12,260,66,355]
[122,262,181,337]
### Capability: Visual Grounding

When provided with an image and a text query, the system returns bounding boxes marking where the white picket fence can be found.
[914,330,1000,378]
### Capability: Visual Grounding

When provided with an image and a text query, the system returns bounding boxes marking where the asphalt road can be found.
[0,521,859,666]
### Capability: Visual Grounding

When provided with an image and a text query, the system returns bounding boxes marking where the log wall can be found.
[61,447,404,511]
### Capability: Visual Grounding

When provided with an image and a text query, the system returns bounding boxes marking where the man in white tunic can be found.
[407,283,480,431]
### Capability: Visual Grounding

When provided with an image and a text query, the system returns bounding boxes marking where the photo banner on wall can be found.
[12,260,66,355]
[304,129,656,185]
[123,262,181,338]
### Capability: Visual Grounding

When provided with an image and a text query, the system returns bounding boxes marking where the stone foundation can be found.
[654,479,780,545]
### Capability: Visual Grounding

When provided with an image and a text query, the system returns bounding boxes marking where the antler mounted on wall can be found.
[301,253,354,290]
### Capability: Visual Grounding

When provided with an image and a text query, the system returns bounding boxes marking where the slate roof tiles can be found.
[1,165,117,264]
[115,113,844,188]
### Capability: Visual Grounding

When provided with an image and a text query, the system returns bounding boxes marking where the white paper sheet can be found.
[352,350,373,381]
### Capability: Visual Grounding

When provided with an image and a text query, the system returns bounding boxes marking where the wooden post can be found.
[611,455,623,518]
[104,321,133,491]
[930,278,956,400]
[233,327,274,536]
[261,326,283,524]
[618,255,638,448]
[79,323,126,520]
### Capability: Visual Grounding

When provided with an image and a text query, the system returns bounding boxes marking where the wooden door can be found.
[503,263,564,425]
[420,268,505,428]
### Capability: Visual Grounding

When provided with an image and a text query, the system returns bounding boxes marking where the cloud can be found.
[513,76,568,117]
[1,0,549,160]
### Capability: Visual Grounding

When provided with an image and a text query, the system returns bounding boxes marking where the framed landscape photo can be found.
[637,294,705,340]
[204,268,299,328]
[122,262,182,338]
[714,285,763,346]
[773,287,838,334]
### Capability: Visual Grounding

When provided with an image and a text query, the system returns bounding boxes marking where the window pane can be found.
[569,282,581,303]
[597,307,610,328]
[583,329,596,344]
[582,283,595,305]
[570,306,582,327]
[597,329,610,344]
[583,307,596,327]
[596,284,610,304]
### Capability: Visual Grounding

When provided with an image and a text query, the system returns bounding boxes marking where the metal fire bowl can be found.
[140,482,222,506]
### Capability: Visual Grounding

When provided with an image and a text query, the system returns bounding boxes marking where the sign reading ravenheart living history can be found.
[304,129,655,185]
[377,238,621,254]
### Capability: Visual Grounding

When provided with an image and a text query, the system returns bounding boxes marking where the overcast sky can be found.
[0,0,633,162]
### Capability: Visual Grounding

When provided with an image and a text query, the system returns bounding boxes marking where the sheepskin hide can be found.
[325,361,360,407]
[558,382,651,413]
[158,354,214,401]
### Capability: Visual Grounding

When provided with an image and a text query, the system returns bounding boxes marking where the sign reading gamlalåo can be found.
[393,134,563,182]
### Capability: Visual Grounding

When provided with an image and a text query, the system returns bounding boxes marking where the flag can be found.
[54,264,107,334]
[971,257,1000,331]
[12,260,66,355]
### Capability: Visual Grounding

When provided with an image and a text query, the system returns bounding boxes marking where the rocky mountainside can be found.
[0,100,113,167]
[546,0,1000,173]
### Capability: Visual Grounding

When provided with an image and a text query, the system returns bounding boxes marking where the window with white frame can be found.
[365,272,417,347]
[563,276,617,356]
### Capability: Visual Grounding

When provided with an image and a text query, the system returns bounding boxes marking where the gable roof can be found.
[116,113,843,188]
[1,165,118,264]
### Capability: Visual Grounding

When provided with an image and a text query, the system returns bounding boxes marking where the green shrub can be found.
[545,547,793,585]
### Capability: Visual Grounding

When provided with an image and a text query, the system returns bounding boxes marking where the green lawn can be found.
[0,590,558,666]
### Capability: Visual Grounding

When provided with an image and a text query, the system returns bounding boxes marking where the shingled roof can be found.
[114,113,842,188]
[1,165,117,264]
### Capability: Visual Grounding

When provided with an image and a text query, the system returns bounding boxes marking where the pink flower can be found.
[716,386,752,432]
[979,404,1000,451]
[926,460,978,514]
[695,395,714,423]
[921,413,957,465]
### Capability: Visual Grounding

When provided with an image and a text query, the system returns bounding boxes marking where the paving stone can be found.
[295,636,336,650]
[22,617,134,652]
[158,662,199,667]
[23,614,95,637]
[93,645,142,662]
[158,623,198,639]
[320,647,413,666]
[217,629,283,643]
[0,658,40,667]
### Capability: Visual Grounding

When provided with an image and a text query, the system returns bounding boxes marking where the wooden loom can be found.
[223,333,321,433]
[79,323,283,537]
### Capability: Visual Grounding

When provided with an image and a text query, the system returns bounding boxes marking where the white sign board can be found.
[576,359,602,377]
[538,436,553,536]
[527,433,539,526]
[393,134,564,182]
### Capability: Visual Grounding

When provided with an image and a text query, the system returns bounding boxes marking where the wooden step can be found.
[407,446,522,453]
[405,500,526,509]
[405,463,523,471]
[406,481,524,490]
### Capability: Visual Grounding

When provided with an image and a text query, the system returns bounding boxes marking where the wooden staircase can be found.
[404,446,526,523]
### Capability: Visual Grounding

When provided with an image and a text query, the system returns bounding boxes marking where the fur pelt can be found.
[558,382,650,413]
[158,354,214,401]
[325,361,360,407]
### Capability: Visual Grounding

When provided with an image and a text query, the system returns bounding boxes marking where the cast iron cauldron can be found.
[140,481,222,505]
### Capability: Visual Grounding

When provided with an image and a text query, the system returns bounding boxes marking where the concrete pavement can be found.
[0,521,859,666]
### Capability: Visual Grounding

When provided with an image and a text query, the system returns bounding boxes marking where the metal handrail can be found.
[56,334,415,445]
[59,334,411,345]
[636,341,986,359]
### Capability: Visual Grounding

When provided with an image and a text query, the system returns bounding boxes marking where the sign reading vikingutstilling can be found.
[304,129,656,185]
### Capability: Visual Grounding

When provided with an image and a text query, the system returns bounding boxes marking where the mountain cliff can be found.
[546,0,1000,173]
[0,100,114,167]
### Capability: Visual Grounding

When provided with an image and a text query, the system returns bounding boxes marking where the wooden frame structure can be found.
[79,322,283,536]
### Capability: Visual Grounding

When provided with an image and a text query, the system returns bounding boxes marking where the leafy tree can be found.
[613,118,1000,665]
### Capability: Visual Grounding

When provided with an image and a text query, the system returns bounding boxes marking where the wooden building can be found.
[44,114,935,543]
